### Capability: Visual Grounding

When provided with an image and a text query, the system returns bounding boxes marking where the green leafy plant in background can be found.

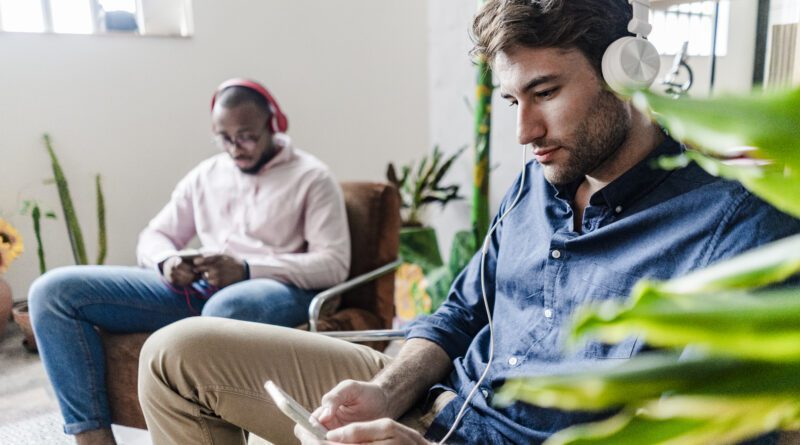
[387,145,467,228]
[387,145,467,317]
[495,87,800,445]
[43,133,108,267]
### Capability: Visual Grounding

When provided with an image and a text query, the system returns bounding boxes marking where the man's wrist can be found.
[158,256,177,275]
[372,378,405,419]
[242,259,250,280]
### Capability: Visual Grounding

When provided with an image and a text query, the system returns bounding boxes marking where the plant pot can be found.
[0,278,12,340]
[12,301,37,353]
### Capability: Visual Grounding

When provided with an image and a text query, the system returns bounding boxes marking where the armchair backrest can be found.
[339,182,401,329]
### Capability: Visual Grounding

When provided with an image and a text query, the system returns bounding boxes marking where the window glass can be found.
[650,0,730,57]
[98,0,136,13]
[51,0,94,34]
[0,0,191,37]
[0,0,45,32]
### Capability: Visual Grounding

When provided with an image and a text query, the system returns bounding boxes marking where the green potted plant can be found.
[12,133,108,352]
[386,145,466,320]
[495,87,800,444]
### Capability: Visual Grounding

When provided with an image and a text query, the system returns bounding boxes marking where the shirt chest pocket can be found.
[575,263,643,360]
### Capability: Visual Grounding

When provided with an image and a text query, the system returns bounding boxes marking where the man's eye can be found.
[507,101,518,107]
[535,88,558,99]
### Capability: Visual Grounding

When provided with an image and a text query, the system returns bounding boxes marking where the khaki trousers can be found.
[138,317,454,445]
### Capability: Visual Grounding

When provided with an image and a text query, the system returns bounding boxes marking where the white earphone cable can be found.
[438,146,528,444]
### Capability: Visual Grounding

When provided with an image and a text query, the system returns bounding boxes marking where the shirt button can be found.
[544,308,553,318]
[615,206,623,214]
[508,356,518,366]
[482,389,489,398]
[551,250,562,259]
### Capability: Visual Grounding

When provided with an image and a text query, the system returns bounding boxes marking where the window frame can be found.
[0,0,192,37]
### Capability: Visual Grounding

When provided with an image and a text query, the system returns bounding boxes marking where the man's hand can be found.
[295,418,432,445]
[161,256,197,287]
[313,380,391,430]
[192,254,246,288]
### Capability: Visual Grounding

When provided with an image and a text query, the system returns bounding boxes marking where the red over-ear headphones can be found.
[210,78,289,133]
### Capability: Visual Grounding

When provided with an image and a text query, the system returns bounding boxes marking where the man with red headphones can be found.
[136,2,798,445]
[28,79,350,445]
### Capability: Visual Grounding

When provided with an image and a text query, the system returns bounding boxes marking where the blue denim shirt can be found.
[406,137,800,444]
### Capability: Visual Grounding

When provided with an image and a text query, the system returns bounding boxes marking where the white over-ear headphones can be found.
[601,0,661,93]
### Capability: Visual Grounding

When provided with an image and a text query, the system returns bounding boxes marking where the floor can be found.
[0,322,74,444]
[0,322,151,444]
[0,322,59,424]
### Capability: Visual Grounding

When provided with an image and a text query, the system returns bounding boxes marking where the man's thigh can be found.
[201,278,315,326]
[139,317,391,444]
[29,265,198,332]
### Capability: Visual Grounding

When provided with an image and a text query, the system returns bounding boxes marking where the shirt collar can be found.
[253,133,294,175]
[592,134,683,209]
[552,134,683,209]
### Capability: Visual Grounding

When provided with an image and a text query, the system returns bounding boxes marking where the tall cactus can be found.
[31,204,47,274]
[44,133,88,265]
[43,134,107,266]
[95,174,107,265]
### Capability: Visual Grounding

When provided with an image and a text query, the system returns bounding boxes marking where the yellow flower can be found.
[0,218,24,274]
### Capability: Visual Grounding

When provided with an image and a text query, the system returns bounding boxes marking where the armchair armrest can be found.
[308,259,403,332]
[317,329,406,342]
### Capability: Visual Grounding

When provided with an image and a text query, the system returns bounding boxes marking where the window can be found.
[649,0,730,56]
[0,0,193,36]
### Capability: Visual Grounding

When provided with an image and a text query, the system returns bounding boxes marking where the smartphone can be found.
[175,249,202,263]
[264,380,328,440]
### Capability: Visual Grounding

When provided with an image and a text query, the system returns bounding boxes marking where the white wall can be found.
[0,0,429,300]
[428,0,527,258]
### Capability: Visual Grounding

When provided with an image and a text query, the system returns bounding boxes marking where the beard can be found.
[238,140,279,175]
[537,90,631,185]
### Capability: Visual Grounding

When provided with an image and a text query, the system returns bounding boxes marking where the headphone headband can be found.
[210,78,289,133]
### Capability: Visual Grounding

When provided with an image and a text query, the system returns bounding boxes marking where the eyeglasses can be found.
[212,124,269,150]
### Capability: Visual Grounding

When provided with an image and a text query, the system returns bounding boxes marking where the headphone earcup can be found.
[601,36,661,94]
[211,78,289,133]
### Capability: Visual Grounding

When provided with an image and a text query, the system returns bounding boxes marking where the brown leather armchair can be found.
[99,181,402,429]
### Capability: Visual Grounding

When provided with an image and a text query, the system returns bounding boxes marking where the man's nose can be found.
[516,104,546,146]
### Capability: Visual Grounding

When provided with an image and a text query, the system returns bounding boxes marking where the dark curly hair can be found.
[471,0,633,76]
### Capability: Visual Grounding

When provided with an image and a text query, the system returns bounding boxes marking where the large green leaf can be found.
[496,354,800,411]
[398,227,443,274]
[633,88,800,171]
[571,288,800,361]
[545,397,800,445]
[426,230,477,311]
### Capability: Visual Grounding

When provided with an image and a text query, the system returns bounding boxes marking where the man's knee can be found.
[201,295,250,319]
[28,266,83,319]
[200,280,288,320]
[140,318,211,374]
[139,318,212,395]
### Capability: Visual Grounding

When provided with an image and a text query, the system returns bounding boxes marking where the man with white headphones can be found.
[137,1,800,444]
[28,79,350,445]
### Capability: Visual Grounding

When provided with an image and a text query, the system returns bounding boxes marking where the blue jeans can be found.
[28,265,316,435]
